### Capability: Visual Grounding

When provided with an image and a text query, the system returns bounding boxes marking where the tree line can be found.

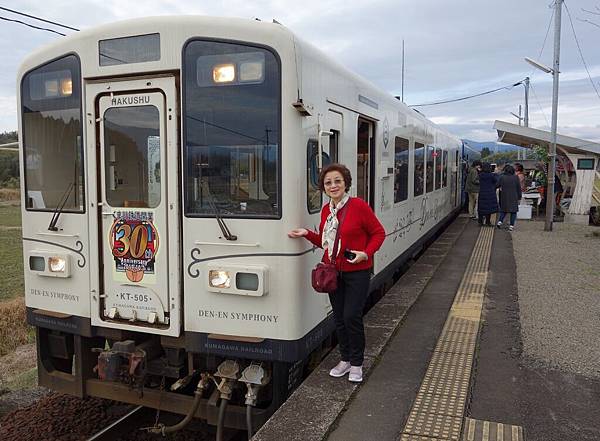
[0,131,19,188]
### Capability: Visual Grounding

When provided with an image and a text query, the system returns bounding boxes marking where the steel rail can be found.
[86,405,152,441]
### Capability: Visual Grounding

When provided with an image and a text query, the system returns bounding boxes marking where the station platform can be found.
[254,215,600,441]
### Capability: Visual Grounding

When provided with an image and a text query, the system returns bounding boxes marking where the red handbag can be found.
[311,200,350,293]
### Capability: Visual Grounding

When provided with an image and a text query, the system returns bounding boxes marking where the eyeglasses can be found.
[324,179,344,187]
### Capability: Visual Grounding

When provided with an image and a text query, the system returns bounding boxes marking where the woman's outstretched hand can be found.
[288,228,308,238]
[347,250,368,264]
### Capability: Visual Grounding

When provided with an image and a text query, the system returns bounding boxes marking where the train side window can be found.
[307,139,330,213]
[435,147,442,190]
[394,137,409,203]
[414,142,425,197]
[426,145,434,193]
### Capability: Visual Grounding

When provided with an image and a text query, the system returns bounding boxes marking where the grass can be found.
[0,188,20,202]
[0,198,23,302]
[0,298,33,357]
[4,367,38,390]
[0,229,24,302]
[0,203,21,227]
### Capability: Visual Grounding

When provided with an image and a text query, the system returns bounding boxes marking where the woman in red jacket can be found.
[288,163,385,382]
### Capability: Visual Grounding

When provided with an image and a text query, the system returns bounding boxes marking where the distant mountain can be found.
[462,140,520,153]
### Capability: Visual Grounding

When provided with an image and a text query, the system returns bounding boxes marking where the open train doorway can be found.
[357,117,375,208]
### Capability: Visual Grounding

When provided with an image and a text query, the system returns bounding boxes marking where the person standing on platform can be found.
[497,164,522,231]
[554,173,564,214]
[287,163,385,383]
[515,163,526,191]
[477,162,498,226]
[466,160,481,219]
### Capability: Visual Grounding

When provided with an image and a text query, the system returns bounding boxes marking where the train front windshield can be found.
[20,55,84,212]
[183,40,281,218]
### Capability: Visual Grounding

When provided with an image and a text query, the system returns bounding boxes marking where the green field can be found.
[0,204,23,301]
[0,203,21,227]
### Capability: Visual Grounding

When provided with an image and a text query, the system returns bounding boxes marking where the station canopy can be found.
[494,120,600,156]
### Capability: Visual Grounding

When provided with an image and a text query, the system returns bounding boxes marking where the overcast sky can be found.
[1,0,599,143]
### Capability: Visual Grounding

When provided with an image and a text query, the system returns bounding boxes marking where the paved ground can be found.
[469,221,600,441]
[512,221,600,378]
[326,219,480,441]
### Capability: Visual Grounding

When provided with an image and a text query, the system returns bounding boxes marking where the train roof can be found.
[18,15,459,145]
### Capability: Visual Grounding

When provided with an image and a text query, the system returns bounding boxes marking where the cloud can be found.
[0,0,599,144]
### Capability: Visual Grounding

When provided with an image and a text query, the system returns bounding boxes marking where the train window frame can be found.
[393,137,410,204]
[442,149,449,187]
[181,38,282,220]
[329,130,339,164]
[435,147,442,190]
[102,105,162,209]
[413,141,425,197]
[306,139,331,214]
[426,145,434,193]
[20,53,85,214]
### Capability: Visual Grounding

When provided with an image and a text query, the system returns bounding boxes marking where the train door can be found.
[357,117,375,207]
[327,110,343,164]
[87,76,181,337]
[452,150,459,206]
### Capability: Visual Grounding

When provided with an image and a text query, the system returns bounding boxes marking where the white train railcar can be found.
[17,16,462,431]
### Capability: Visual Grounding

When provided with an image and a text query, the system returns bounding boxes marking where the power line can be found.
[528,7,555,78]
[529,82,550,128]
[407,80,525,107]
[0,15,66,36]
[0,6,79,31]
[564,1,600,101]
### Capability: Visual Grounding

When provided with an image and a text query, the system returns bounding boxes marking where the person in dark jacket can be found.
[465,160,481,219]
[477,162,498,226]
[497,164,522,231]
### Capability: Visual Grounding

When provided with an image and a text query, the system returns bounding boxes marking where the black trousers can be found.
[478,213,492,225]
[328,269,371,366]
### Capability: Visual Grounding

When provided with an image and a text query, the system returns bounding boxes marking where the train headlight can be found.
[239,61,264,83]
[60,78,72,96]
[206,265,268,296]
[28,252,71,277]
[48,256,67,273]
[209,270,232,288]
[213,64,235,83]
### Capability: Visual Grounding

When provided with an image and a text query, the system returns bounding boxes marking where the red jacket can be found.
[305,197,386,272]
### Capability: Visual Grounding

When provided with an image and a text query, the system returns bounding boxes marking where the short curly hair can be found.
[318,163,352,192]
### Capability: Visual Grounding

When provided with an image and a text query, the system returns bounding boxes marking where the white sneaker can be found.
[348,366,363,382]
[496,221,503,228]
[508,225,514,232]
[329,361,351,377]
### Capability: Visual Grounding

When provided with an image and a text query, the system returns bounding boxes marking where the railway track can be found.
[0,392,244,441]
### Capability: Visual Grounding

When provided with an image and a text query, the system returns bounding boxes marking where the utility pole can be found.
[401,39,405,102]
[546,0,562,232]
[523,76,529,127]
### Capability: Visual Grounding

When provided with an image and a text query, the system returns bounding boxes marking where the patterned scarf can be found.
[322,193,350,259]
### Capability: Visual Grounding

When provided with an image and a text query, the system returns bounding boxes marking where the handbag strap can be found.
[330,198,351,264]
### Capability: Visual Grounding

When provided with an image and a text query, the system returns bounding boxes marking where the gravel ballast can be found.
[512,221,600,378]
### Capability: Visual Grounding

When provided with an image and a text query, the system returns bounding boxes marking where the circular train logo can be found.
[383,118,389,149]
[109,212,159,282]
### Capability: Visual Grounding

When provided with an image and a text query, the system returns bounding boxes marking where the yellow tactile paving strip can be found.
[463,417,524,441]
[398,227,524,441]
